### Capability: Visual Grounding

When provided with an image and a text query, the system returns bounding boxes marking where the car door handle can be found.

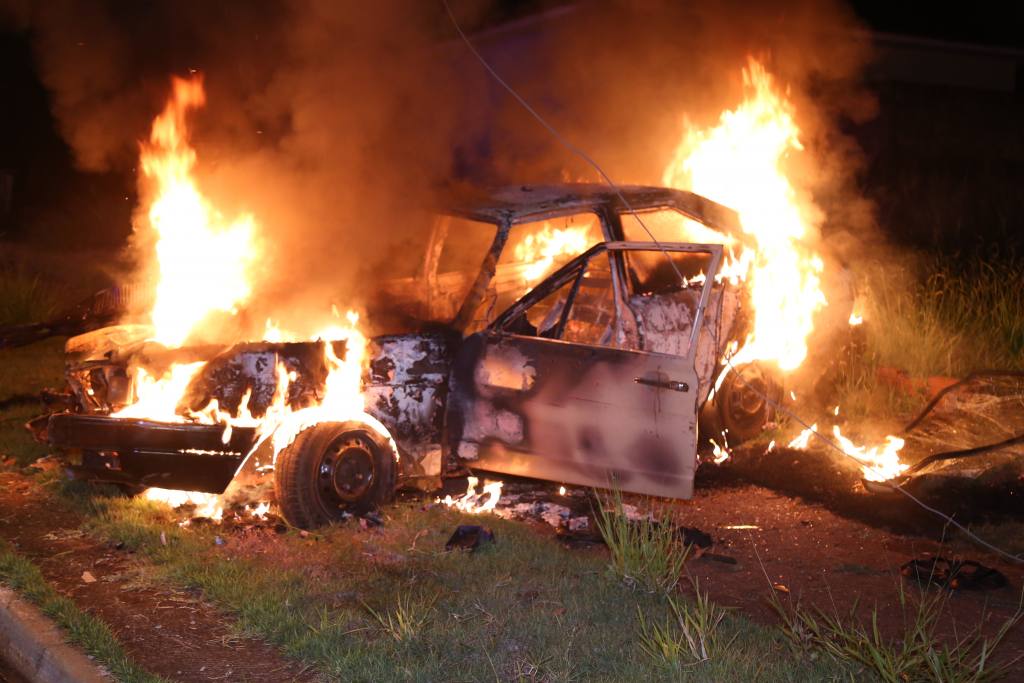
[634,377,689,392]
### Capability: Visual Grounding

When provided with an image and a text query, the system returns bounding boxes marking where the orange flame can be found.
[140,76,258,349]
[662,57,826,372]
[787,421,907,482]
[438,476,504,513]
[121,78,396,520]
[514,222,592,283]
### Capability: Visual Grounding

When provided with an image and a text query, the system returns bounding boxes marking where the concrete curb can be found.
[0,587,109,683]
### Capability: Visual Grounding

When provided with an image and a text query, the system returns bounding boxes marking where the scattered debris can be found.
[677,525,713,549]
[359,512,384,528]
[445,525,495,552]
[773,583,790,593]
[900,557,1008,591]
[214,536,225,546]
[81,570,96,584]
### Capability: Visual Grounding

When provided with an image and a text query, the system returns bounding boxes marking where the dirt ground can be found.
[491,472,1024,657]
[0,467,316,682]
[1,461,1022,680]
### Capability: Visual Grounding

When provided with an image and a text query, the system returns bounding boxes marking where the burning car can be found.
[46,183,778,528]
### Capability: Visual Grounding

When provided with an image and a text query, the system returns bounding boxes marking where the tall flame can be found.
[662,57,826,371]
[140,76,258,348]
[117,77,394,521]
[514,223,592,283]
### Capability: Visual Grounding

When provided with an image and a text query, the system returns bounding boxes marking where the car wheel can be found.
[706,362,781,446]
[273,421,397,529]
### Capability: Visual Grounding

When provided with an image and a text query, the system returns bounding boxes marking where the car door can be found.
[446,242,722,499]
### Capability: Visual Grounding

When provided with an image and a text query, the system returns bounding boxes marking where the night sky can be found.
[1,2,1021,249]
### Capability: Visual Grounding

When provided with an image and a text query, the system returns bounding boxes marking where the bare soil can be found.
[487,473,1024,661]
[0,465,316,683]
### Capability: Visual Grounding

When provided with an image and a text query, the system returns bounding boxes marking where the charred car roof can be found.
[443,183,742,236]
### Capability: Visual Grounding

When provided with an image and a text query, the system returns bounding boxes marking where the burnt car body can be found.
[47,184,774,527]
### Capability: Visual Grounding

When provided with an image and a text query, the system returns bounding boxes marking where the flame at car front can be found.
[114,76,392,519]
[438,476,504,514]
[140,76,258,349]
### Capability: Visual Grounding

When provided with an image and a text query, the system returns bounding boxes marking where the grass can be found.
[362,591,439,642]
[0,265,62,326]
[857,255,1024,378]
[0,336,67,466]
[636,580,731,669]
[592,488,689,593]
[71,489,857,682]
[0,540,166,682]
[827,254,1023,422]
[770,582,1023,683]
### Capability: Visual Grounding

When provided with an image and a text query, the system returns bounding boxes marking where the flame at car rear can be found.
[661,58,905,480]
[662,57,825,373]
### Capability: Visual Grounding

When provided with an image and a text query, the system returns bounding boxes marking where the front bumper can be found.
[47,413,257,493]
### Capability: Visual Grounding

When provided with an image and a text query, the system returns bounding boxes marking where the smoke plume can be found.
[3,0,877,339]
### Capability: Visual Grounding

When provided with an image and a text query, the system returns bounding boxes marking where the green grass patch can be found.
[770,583,1023,682]
[636,580,732,669]
[858,256,1024,379]
[592,489,689,593]
[0,266,62,326]
[80,491,858,682]
[0,337,67,465]
[0,540,166,683]
[0,336,67,400]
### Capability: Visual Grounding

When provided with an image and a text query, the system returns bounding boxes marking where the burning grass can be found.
[819,254,1024,430]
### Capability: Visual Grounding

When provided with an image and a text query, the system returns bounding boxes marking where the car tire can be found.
[273,421,397,529]
[704,362,782,447]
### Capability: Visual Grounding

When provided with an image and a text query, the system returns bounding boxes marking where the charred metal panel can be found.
[629,285,742,405]
[179,341,337,417]
[447,332,699,498]
[47,413,254,493]
[445,184,743,242]
[364,332,456,479]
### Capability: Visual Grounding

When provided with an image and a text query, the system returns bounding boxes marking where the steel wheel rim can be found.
[316,433,376,507]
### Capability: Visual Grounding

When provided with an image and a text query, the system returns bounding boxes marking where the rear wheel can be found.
[703,362,782,447]
[273,421,397,529]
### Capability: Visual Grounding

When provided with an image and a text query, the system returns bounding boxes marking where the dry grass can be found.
[769,583,1023,683]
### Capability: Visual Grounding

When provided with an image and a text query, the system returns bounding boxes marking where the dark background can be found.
[1,1,1022,253]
